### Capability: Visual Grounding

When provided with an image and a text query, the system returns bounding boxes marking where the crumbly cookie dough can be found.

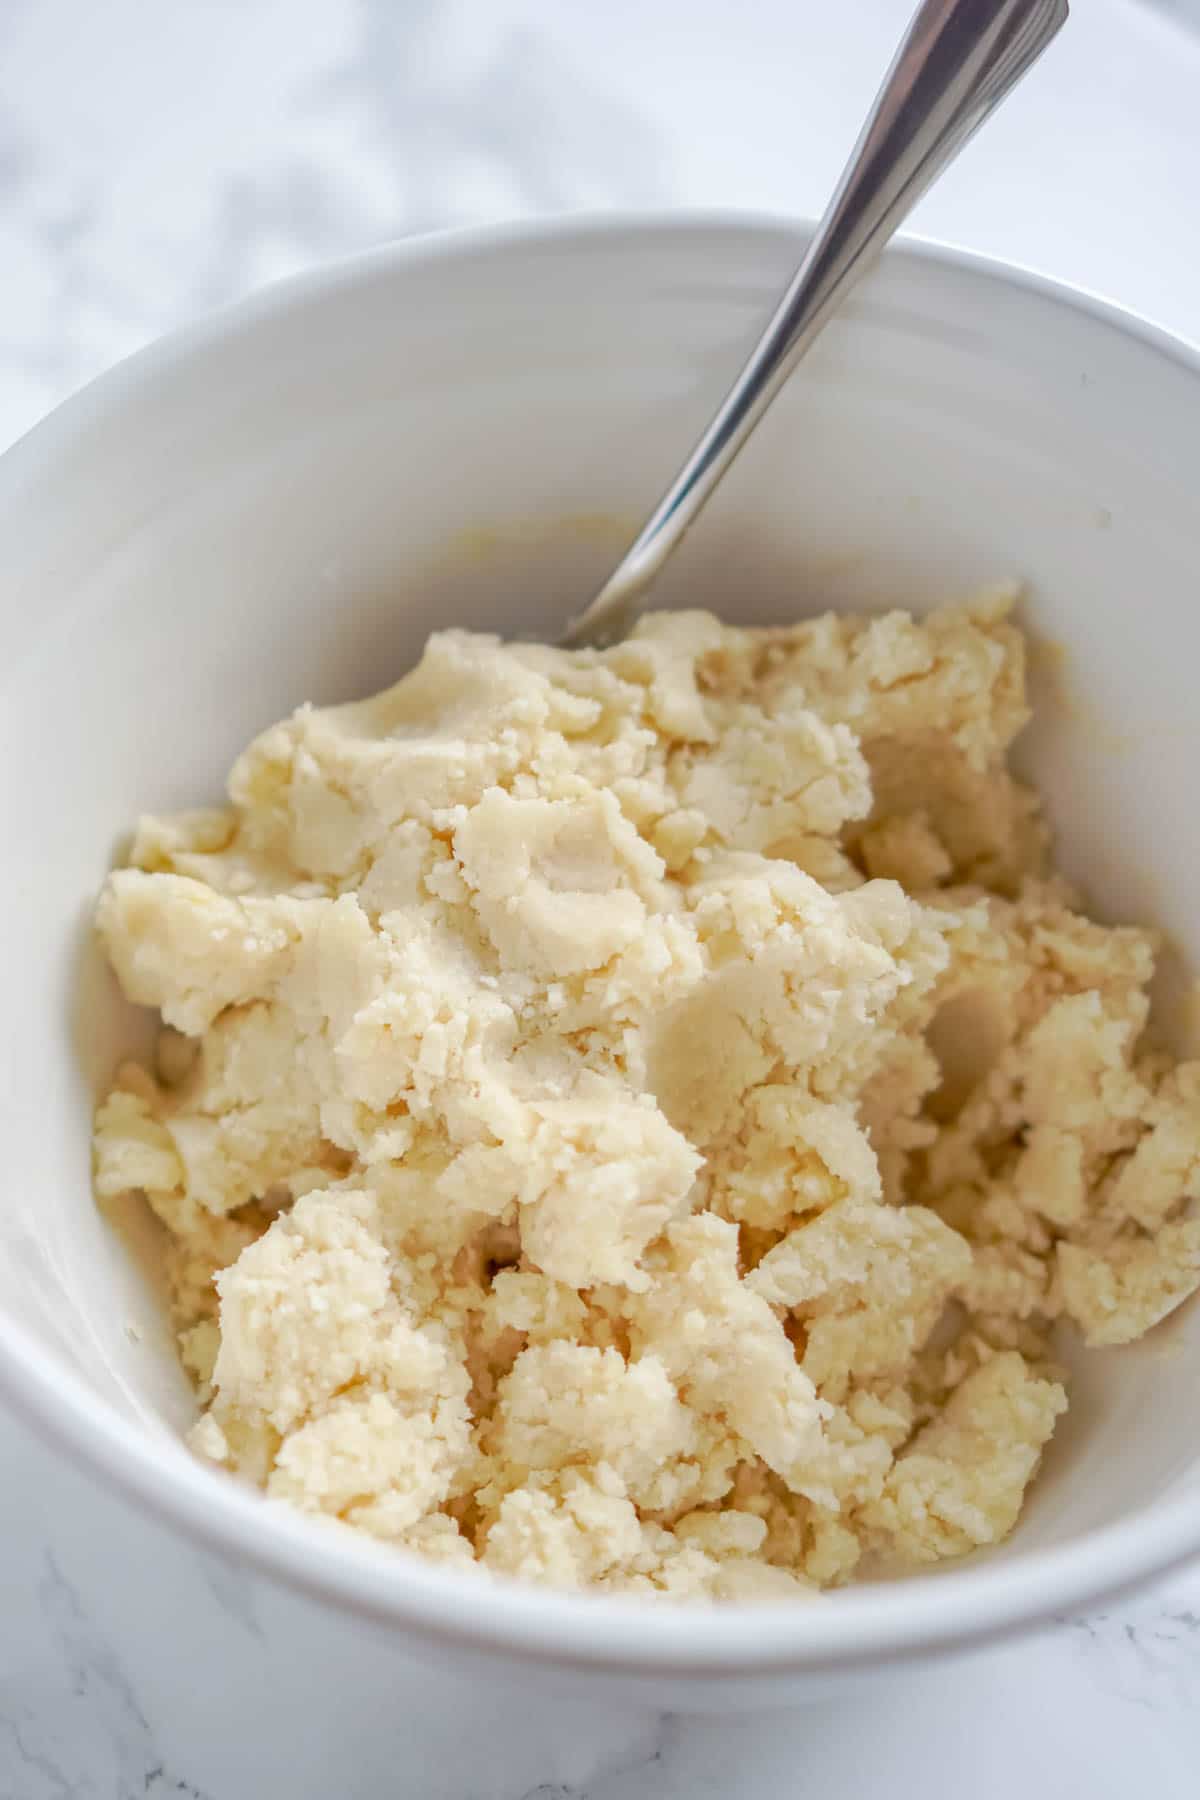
[93,598,1200,1598]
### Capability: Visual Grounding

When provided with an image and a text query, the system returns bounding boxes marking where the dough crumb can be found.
[92,602,1200,1599]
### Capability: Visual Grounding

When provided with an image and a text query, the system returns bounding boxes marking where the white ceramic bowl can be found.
[1,215,1199,1710]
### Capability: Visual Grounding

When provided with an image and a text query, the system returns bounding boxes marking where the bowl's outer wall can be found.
[0,217,1198,1703]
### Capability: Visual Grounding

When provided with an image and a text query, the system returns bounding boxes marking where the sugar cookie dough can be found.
[93,598,1200,1598]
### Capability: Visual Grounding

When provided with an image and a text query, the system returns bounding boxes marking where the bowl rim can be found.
[2,208,1199,1680]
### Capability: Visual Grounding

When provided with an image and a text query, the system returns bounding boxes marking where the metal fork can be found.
[561,0,1069,650]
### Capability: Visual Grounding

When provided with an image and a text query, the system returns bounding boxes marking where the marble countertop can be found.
[3,1,1200,1794]
[4,1395,1200,1800]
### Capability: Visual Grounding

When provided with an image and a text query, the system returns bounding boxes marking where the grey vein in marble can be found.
[0,1555,211,1800]
[1058,1599,1200,1712]
[0,0,670,447]
[192,1555,265,1645]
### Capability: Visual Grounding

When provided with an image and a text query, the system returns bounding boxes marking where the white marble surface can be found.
[4,1,1200,1794]
[3,1402,1200,1800]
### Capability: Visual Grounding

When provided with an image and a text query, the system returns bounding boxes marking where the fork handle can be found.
[563,0,1069,649]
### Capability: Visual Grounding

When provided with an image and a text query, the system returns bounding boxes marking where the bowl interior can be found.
[1,218,1198,1624]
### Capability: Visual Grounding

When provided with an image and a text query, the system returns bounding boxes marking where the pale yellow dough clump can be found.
[93,600,1200,1599]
